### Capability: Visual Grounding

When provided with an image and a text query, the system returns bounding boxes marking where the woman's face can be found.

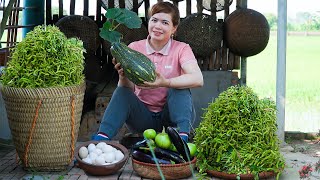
[148,12,177,43]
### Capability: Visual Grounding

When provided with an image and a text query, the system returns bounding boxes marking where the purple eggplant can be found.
[166,126,191,161]
[132,149,172,164]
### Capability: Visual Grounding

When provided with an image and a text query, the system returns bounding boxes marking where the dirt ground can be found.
[286,137,320,157]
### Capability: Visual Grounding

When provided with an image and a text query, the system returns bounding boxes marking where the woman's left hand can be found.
[140,71,170,88]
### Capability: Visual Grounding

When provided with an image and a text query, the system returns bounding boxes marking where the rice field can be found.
[247,34,320,132]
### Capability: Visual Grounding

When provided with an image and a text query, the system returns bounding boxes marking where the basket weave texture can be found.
[55,15,100,55]
[132,157,197,180]
[176,13,223,58]
[1,83,85,171]
[202,0,233,12]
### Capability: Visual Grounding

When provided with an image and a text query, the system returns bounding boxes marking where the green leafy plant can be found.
[99,8,142,43]
[194,85,285,180]
[0,25,85,88]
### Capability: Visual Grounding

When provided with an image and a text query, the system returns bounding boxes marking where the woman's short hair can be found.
[149,2,180,27]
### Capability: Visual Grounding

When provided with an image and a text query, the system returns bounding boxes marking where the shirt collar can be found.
[146,36,171,55]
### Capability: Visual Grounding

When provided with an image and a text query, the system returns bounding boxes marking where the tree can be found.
[264,13,277,30]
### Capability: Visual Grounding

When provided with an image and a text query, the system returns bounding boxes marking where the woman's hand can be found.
[141,71,170,88]
[113,58,134,89]
[113,58,125,79]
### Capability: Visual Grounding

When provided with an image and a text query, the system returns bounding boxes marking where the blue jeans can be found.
[98,86,194,138]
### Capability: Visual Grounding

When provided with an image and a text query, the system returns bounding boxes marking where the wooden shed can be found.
[1,0,252,140]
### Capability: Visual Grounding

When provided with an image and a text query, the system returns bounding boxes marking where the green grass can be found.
[247,35,320,113]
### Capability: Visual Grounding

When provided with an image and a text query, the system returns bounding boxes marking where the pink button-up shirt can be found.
[128,38,197,112]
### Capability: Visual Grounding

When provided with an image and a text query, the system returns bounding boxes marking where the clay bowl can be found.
[132,157,197,180]
[75,140,129,176]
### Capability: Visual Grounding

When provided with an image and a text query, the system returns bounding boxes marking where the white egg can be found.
[79,146,89,159]
[89,152,98,162]
[93,148,103,156]
[102,145,113,153]
[87,143,96,153]
[96,142,107,150]
[112,147,117,152]
[115,150,124,161]
[83,157,92,164]
[95,155,105,165]
[104,152,116,163]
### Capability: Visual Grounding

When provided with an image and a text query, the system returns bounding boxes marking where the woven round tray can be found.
[101,0,143,10]
[203,0,233,12]
[224,8,270,57]
[56,15,100,55]
[206,170,276,180]
[132,157,197,180]
[102,23,148,54]
[176,13,223,58]
[1,83,85,171]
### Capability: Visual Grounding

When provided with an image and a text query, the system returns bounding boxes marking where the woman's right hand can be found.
[113,58,134,89]
[112,58,125,79]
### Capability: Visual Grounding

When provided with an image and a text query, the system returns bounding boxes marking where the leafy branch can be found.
[99,8,142,44]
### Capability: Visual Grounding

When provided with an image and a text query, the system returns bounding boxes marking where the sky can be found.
[247,0,320,17]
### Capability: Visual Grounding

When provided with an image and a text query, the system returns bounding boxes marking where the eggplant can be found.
[152,147,186,164]
[137,146,185,164]
[166,126,191,161]
[131,139,155,150]
[131,139,147,150]
[132,149,172,164]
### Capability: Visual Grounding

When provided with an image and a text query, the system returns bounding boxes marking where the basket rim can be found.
[132,156,196,167]
[206,169,276,179]
[0,81,85,90]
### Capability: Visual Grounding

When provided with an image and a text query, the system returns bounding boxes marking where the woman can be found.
[93,2,203,142]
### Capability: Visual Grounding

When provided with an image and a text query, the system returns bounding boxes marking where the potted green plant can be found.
[0,25,86,171]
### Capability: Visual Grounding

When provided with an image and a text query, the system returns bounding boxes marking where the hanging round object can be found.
[202,0,233,12]
[176,13,223,58]
[101,0,143,10]
[56,15,100,55]
[224,8,270,57]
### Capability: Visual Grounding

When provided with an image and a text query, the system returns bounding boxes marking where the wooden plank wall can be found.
[45,0,242,71]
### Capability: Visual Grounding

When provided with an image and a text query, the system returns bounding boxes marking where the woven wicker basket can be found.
[1,83,85,171]
[176,13,223,58]
[132,157,197,180]
[55,15,100,55]
[202,0,233,12]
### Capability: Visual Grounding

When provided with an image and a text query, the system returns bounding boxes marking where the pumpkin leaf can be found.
[99,28,122,43]
[105,8,123,19]
[116,9,142,29]
[100,8,142,44]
